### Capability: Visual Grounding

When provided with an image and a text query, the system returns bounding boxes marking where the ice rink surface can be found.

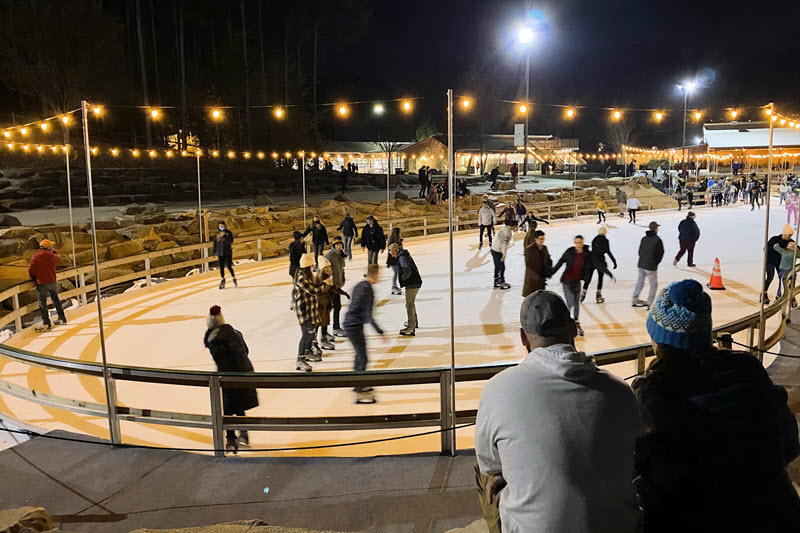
[0,200,791,455]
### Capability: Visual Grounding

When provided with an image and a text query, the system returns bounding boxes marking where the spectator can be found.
[340,164,350,193]
[212,221,237,289]
[302,215,330,266]
[489,167,499,189]
[360,214,386,265]
[203,305,258,454]
[28,239,67,332]
[490,220,516,289]
[389,243,422,336]
[674,185,684,211]
[632,222,664,308]
[549,235,592,336]
[476,290,643,533]
[292,254,333,372]
[522,230,552,297]
[674,211,700,267]
[336,213,358,260]
[325,237,349,337]
[634,279,800,531]
[418,166,428,198]
[344,264,385,404]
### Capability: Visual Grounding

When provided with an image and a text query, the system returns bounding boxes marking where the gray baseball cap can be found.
[520,290,574,337]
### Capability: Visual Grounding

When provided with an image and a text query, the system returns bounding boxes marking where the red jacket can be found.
[28,249,59,285]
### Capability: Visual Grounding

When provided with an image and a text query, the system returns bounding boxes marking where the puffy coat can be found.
[28,249,59,285]
[591,235,617,269]
[767,235,791,268]
[324,248,346,287]
[288,240,305,277]
[637,231,664,271]
[360,223,386,252]
[337,216,358,237]
[302,223,329,246]
[397,249,422,289]
[204,324,259,413]
[677,218,700,243]
[212,229,234,256]
[522,233,552,297]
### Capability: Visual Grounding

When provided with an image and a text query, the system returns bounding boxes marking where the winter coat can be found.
[523,233,552,297]
[595,198,609,211]
[616,190,627,206]
[324,248,346,287]
[315,280,347,327]
[677,218,700,243]
[28,249,59,285]
[490,225,513,258]
[773,242,796,271]
[768,235,792,267]
[292,268,328,325]
[591,235,617,269]
[500,206,516,224]
[288,240,304,277]
[637,231,664,271]
[302,223,329,247]
[515,202,527,216]
[212,229,234,257]
[204,324,259,413]
[524,212,549,232]
[343,280,383,333]
[386,234,403,267]
[360,223,386,252]
[397,248,422,289]
[478,205,496,226]
[337,217,358,237]
[633,348,800,531]
[550,247,593,283]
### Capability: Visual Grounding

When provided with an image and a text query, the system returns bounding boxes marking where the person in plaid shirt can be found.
[292,253,332,372]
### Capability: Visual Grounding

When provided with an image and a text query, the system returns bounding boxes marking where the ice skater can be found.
[763,226,795,304]
[360,215,386,265]
[595,195,608,224]
[203,305,258,454]
[772,239,798,298]
[478,199,496,250]
[29,239,67,332]
[389,243,422,336]
[523,230,552,297]
[674,211,700,267]
[336,213,358,260]
[522,210,550,232]
[289,231,304,278]
[302,215,329,266]
[292,253,333,372]
[515,197,528,232]
[626,195,642,224]
[213,221,237,289]
[584,227,617,304]
[787,193,799,226]
[632,222,664,308]
[616,187,627,218]
[343,264,386,404]
[386,228,403,295]
[549,235,592,336]
[490,220,516,289]
[314,256,349,351]
[325,236,348,337]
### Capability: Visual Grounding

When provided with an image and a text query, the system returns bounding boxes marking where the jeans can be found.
[391,265,400,289]
[677,197,683,210]
[675,241,696,265]
[780,192,787,205]
[479,224,494,246]
[516,214,527,232]
[777,269,789,297]
[367,250,379,264]
[343,235,354,259]
[331,292,342,330]
[628,208,637,223]
[404,287,420,330]
[218,255,235,280]
[633,268,658,305]
[313,243,324,265]
[751,194,761,209]
[36,283,66,326]
[562,281,581,321]
[491,250,505,284]
[346,325,368,392]
[298,320,316,356]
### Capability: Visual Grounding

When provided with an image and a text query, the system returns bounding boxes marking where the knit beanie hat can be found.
[299,253,316,269]
[783,224,794,236]
[317,256,330,270]
[207,305,225,329]
[646,280,712,351]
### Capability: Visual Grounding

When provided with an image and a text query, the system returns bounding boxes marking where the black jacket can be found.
[302,224,329,246]
[343,280,383,333]
[591,235,617,269]
[550,246,593,283]
[633,348,800,531]
[397,249,422,289]
[768,235,791,268]
[337,217,358,237]
[212,229,234,257]
[288,240,304,277]
[638,231,664,271]
[677,218,700,243]
[204,324,259,413]
[360,223,386,252]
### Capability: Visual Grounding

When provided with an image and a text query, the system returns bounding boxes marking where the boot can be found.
[225,437,239,454]
[296,357,312,372]
[580,288,587,303]
[760,293,771,305]
[219,279,226,289]
[355,390,377,404]
[35,323,51,333]
[575,321,584,337]
[596,291,605,304]
[233,277,238,288]
[237,431,250,448]
[310,342,323,357]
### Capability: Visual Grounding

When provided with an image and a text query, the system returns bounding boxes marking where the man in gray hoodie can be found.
[475,290,643,532]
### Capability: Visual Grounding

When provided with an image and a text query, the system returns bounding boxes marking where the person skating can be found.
[616,187,627,218]
[522,210,549,233]
[478,199,497,250]
[674,211,700,267]
[550,235,592,336]
[336,213,358,260]
[292,253,333,372]
[515,198,528,232]
[499,201,516,226]
[389,243,422,336]
[626,195,642,224]
[325,237,348,337]
[490,220,515,289]
[288,231,304,278]
[780,181,790,205]
[595,195,608,224]
[360,214,386,265]
[314,256,349,351]
[750,177,762,210]
[509,162,519,184]
[203,305,258,454]
[674,185,684,211]
[302,215,329,266]
[386,228,403,295]
[343,264,386,404]
[787,192,799,226]
[763,225,794,304]
[489,167,499,189]
[633,280,800,531]
[632,221,664,308]
[213,221,237,289]
[28,239,67,332]
[523,230,552,297]
[773,238,797,299]
[585,227,617,304]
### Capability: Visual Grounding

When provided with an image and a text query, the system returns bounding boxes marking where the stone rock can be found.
[89,229,125,244]
[0,213,21,227]
[495,182,514,191]
[394,191,409,200]
[144,203,165,214]
[0,239,23,257]
[0,226,36,240]
[120,203,147,215]
[253,194,273,206]
[0,259,30,290]
[155,240,179,251]
[333,194,351,202]
[0,506,55,533]
[0,179,10,190]
[106,240,145,260]
[85,266,136,285]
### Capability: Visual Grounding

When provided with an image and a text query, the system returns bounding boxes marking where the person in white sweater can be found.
[478,200,498,250]
[490,220,516,289]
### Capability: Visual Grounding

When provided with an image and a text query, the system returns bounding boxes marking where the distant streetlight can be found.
[678,80,700,174]
[518,26,534,43]
[373,103,385,115]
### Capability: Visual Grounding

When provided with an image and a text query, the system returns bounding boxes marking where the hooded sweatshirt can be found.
[476,343,643,533]
[490,225,514,259]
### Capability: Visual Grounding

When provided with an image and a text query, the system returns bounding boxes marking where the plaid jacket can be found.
[293,268,327,325]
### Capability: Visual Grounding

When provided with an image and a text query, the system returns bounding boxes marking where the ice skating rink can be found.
[0,201,790,455]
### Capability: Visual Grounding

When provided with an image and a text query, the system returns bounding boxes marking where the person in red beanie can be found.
[28,239,66,332]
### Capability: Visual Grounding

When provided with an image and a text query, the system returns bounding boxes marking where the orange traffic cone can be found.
[707,258,726,290]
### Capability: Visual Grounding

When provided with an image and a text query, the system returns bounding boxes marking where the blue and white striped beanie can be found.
[646,280,712,351]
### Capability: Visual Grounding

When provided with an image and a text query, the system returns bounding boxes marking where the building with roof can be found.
[318,141,414,174]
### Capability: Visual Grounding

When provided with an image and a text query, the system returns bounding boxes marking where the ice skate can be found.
[304,349,322,362]
[391,287,402,295]
[219,279,226,289]
[322,332,335,343]
[596,291,605,304]
[320,339,335,350]
[499,282,511,290]
[233,277,238,287]
[673,259,678,266]
[580,288,587,303]
[575,321,584,337]
[236,431,250,448]
[632,299,649,308]
[296,357,312,372]
[759,293,771,305]
[34,323,51,333]
[399,328,415,336]
[355,390,377,404]
[53,318,67,326]
[310,342,322,357]
[333,328,346,337]
[225,437,239,454]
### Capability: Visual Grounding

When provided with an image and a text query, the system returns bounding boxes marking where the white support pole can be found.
[446,88,456,455]
[757,103,775,357]
[302,153,307,225]
[65,149,77,289]
[81,100,121,445]
[196,149,205,273]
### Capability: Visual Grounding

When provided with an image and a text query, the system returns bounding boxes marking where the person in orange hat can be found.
[28,239,67,332]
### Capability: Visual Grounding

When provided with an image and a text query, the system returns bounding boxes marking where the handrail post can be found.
[209,375,225,457]
[717,332,733,350]
[439,370,455,456]
[636,347,647,375]
[144,257,152,287]
[423,217,427,236]
[106,375,122,445]
[12,290,22,332]
[455,215,459,232]
[257,238,262,262]
[202,246,209,273]
[79,272,87,306]
[747,322,760,361]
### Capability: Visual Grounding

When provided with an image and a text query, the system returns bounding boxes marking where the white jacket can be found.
[478,205,497,226]
[491,225,513,258]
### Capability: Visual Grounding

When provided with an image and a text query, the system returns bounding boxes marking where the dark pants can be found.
[677,197,683,210]
[218,255,235,280]
[223,406,245,440]
[332,292,342,330]
[675,241,696,265]
[419,182,428,198]
[628,208,637,223]
[751,194,761,209]
[367,250,379,264]
[491,250,505,284]
[298,320,315,356]
[36,283,66,326]
[583,269,605,291]
[562,280,582,320]
[765,264,778,293]
[313,243,324,265]
[341,181,348,193]
[479,224,494,246]
[597,210,606,223]
[346,325,368,392]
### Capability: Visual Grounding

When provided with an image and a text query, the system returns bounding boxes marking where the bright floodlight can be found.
[373,104,384,115]
[695,137,701,144]
[518,26,534,43]
[684,81,697,92]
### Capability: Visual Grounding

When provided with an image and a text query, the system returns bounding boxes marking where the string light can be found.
[566,108,575,118]
[20,128,27,135]
[780,119,786,125]
[284,151,292,158]
[181,150,188,157]
[274,107,284,119]
[36,145,43,152]
[211,108,222,120]
[92,106,101,115]
[271,152,278,159]
[111,148,119,156]
[613,110,621,120]
[654,111,663,121]
[765,108,773,116]
[61,116,70,124]
[149,150,157,158]
[244,152,251,159]
[40,123,47,131]
[730,110,738,119]
[166,150,173,157]
[461,98,471,109]
[373,103,384,115]
[694,111,702,120]
[90,147,98,155]
[227,151,235,158]
[3,131,9,138]
[338,104,348,116]
[402,100,412,112]
[132,149,139,157]
[150,109,159,119]
[519,104,528,114]
[257,152,265,159]
[212,150,219,157]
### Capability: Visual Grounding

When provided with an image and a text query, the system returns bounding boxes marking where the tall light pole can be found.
[678,81,697,179]
[519,26,533,177]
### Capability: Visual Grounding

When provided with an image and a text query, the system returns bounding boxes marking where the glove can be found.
[613,263,618,269]
[344,292,351,300]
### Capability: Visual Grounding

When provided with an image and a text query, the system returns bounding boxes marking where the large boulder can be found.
[0,213,21,227]
[333,194,351,202]
[88,229,125,244]
[144,203,165,214]
[495,182,514,191]
[0,507,55,532]
[106,240,145,260]
[253,194,273,206]
[119,203,147,215]
[0,226,36,240]
[395,191,409,200]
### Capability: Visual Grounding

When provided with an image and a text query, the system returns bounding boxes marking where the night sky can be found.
[318,0,800,150]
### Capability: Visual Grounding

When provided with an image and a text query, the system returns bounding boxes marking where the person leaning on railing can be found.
[633,279,800,531]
